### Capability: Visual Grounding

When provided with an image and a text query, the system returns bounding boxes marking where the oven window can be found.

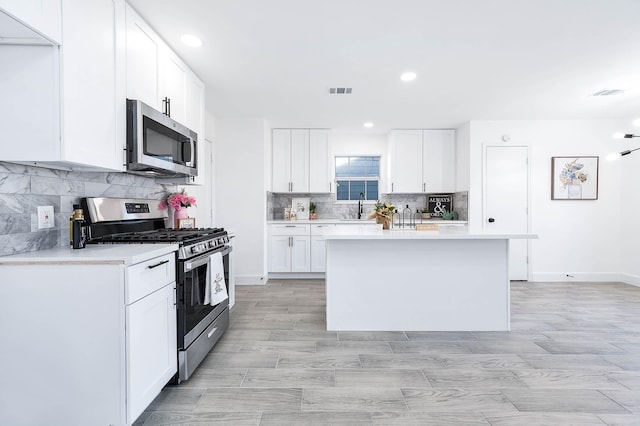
[183,253,230,334]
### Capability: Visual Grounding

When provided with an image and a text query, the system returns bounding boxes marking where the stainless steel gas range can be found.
[81,197,231,383]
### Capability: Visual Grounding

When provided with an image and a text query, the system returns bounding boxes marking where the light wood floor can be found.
[137,280,640,425]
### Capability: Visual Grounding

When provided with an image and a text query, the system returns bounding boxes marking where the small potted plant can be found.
[421,207,431,220]
[368,200,395,229]
[309,202,317,220]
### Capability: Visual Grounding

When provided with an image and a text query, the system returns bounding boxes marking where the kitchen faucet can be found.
[358,192,365,219]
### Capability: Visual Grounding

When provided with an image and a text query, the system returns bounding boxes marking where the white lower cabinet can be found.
[310,224,336,272]
[0,248,177,426]
[269,224,310,272]
[126,281,177,422]
[270,223,377,274]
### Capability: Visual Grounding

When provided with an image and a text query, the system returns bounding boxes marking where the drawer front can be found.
[126,253,176,304]
[310,223,336,236]
[270,224,310,236]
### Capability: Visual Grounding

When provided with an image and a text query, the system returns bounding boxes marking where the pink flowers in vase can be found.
[160,190,197,211]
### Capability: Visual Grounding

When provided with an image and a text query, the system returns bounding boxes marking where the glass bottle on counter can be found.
[71,204,87,249]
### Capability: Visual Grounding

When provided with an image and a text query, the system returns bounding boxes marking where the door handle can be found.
[488,218,495,223]
[148,260,169,269]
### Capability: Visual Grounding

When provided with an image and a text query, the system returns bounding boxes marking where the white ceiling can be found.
[128,0,640,132]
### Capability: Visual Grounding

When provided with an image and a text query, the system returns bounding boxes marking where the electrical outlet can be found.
[37,206,54,229]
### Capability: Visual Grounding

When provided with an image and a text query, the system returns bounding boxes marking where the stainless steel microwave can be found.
[126,99,198,178]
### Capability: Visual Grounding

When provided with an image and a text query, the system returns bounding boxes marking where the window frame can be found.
[334,155,381,204]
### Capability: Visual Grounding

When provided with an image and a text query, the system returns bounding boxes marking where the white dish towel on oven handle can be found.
[204,251,228,306]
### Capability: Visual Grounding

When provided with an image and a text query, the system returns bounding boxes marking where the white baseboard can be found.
[530,272,622,282]
[268,273,325,280]
[235,274,268,285]
[619,273,640,287]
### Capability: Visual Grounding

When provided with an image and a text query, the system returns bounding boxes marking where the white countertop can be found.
[323,225,536,240]
[268,219,467,225]
[0,243,178,265]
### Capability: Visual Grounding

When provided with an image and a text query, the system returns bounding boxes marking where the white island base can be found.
[325,233,520,331]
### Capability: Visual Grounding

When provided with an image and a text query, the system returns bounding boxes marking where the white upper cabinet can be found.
[0,0,126,172]
[272,129,293,192]
[422,129,455,193]
[0,0,62,44]
[62,0,126,170]
[309,129,331,193]
[125,4,199,129]
[125,6,160,108]
[388,129,455,193]
[272,128,331,193]
[389,130,423,193]
[160,47,188,125]
[290,129,310,192]
[271,129,310,193]
[125,4,206,185]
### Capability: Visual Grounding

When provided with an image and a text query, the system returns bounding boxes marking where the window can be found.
[335,156,380,201]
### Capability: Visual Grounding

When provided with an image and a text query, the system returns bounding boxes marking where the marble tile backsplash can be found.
[267,191,468,221]
[0,162,171,257]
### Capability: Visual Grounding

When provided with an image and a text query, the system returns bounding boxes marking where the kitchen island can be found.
[324,226,537,331]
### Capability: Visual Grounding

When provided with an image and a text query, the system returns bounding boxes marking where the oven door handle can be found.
[184,246,231,271]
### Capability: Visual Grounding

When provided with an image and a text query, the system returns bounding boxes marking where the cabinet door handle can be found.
[392,182,394,192]
[423,182,426,192]
[167,97,171,117]
[148,260,169,269]
[207,327,218,338]
[329,181,332,192]
[285,225,296,228]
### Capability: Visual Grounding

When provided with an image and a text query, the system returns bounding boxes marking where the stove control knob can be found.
[191,246,198,254]
[209,241,215,248]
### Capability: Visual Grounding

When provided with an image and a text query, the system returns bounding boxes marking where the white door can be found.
[485,146,529,280]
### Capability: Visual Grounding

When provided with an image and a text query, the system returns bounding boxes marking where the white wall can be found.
[466,119,626,282]
[214,117,269,285]
[619,122,640,285]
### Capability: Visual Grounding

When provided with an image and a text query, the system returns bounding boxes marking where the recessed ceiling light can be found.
[591,89,623,97]
[400,72,416,82]
[181,34,202,48]
[363,122,374,128]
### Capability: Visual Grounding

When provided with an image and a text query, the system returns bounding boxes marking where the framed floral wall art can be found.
[551,156,599,200]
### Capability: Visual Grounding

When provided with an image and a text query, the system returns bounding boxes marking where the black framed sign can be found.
[427,194,453,217]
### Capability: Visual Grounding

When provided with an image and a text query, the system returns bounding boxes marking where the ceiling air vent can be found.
[328,87,352,95]
[591,89,624,97]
